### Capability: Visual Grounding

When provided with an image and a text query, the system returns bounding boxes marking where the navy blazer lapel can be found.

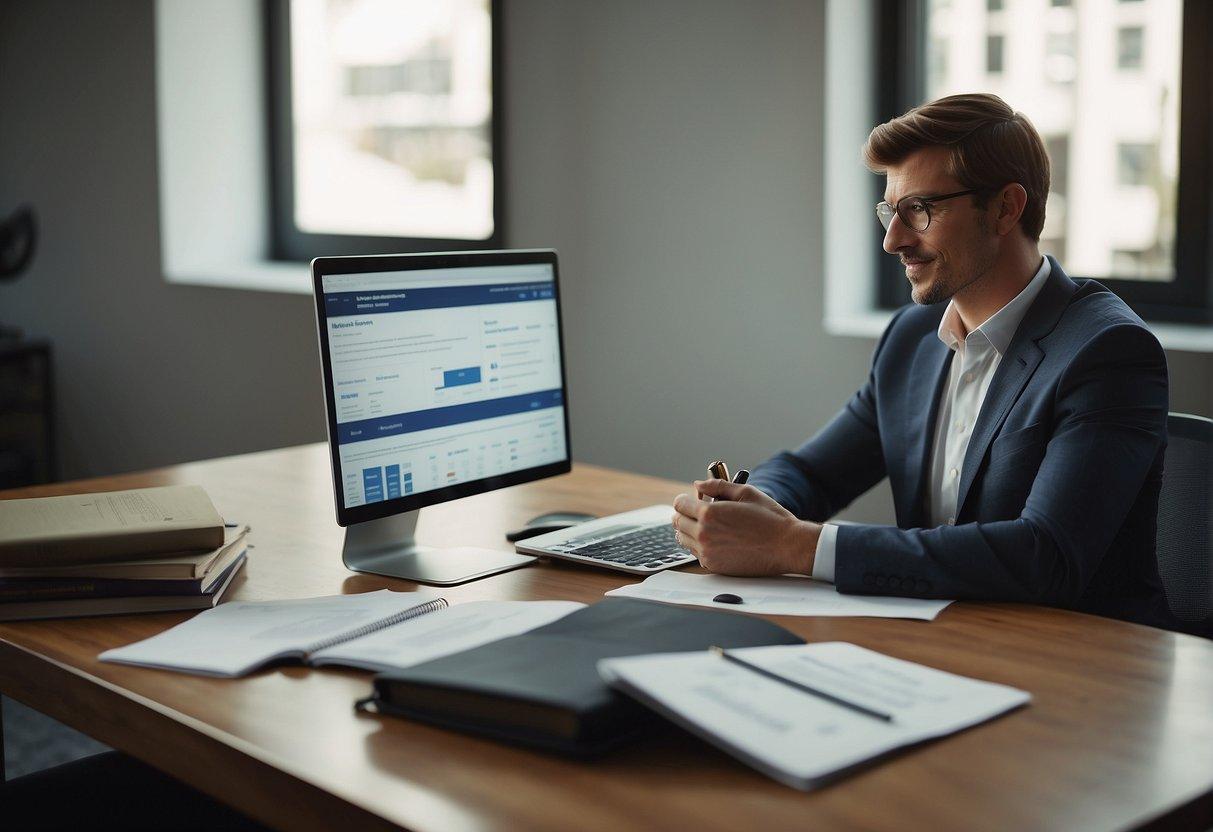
[955,258,1078,516]
[905,330,953,527]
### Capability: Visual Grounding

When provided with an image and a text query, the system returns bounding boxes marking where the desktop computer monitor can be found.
[311,249,571,585]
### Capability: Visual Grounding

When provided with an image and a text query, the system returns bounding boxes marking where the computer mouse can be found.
[712,593,743,605]
[505,512,597,543]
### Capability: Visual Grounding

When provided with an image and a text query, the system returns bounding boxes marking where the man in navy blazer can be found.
[672,93,1170,627]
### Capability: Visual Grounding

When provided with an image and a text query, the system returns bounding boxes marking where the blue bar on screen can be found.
[338,389,563,446]
[362,467,384,503]
[324,283,554,317]
[442,366,482,388]
[384,465,401,499]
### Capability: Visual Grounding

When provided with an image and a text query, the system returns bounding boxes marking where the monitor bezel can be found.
[311,249,572,528]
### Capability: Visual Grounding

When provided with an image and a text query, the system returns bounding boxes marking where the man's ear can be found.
[993,183,1028,236]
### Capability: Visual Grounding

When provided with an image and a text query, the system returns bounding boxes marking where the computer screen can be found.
[313,251,570,525]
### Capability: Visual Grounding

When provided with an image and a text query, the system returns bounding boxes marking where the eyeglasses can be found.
[875,189,981,233]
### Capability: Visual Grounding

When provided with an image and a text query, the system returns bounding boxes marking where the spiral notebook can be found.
[99,590,585,678]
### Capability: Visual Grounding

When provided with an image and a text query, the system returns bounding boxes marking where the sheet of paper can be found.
[605,571,952,620]
[599,643,1029,790]
[100,589,438,677]
[310,599,586,672]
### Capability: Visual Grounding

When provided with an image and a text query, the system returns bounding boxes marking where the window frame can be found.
[874,0,1213,324]
[265,0,505,262]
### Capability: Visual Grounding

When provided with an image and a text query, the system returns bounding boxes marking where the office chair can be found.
[1156,412,1213,638]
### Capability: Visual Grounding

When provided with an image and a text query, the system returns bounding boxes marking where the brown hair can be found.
[863,93,1050,241]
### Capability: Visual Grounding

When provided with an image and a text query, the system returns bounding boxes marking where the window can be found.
[1113,249,1150,272]
[1045,31,1077,84]
[1118,26,1145,69]
[1051,0,1073,6]
[1043,136,1070,262]
[1118,143,1156,187]
[986,34,1005,73]
[928,37,949,91]
[879,0,1212,322]
[987,0,1003,11]
[267,0,503,261]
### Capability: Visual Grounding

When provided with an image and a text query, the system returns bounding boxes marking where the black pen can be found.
[710,646,894,722]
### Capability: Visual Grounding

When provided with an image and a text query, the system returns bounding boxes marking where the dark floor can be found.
[2,695,109,780]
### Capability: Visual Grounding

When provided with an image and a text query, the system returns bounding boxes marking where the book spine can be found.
[0,576,205,604]
[0,593,217,622]
[0,525,225,568]
[0,530,248,580]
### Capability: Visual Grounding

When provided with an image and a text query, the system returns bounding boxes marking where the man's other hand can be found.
[671,480,820,576]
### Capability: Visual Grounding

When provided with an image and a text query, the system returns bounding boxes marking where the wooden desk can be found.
[2,444,1212,831]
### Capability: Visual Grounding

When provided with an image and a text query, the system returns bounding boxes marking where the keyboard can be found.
[547,524,696,574]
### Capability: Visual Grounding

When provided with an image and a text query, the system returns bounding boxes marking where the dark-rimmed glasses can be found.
[876,189,980,233]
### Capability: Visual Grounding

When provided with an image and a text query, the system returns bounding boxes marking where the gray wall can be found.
[1,0,1209,526]
[0,1,324,480]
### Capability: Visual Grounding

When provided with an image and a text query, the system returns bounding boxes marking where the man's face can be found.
[882,146,998,305]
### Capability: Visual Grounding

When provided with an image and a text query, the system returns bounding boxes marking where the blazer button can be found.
[887,576,902,589]
[875,575,887,588]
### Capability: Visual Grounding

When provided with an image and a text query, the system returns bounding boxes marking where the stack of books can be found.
[0,485,248,622]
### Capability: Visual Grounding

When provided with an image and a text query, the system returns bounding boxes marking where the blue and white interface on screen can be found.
[322,263,568,510]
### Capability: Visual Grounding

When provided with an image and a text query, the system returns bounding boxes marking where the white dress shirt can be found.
[811,257,1051,582]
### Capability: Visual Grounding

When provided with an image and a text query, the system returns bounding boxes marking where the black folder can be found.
[358,597,804,756]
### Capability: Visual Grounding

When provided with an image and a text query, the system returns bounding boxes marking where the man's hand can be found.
[671,479,820,576]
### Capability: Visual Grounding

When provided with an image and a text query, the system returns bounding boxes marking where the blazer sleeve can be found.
[746,309,904,522]
[832,322,1168,605]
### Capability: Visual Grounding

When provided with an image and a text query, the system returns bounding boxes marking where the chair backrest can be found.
[1156,413,1213,633]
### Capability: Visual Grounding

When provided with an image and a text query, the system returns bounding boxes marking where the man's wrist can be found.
[784,519,820,574]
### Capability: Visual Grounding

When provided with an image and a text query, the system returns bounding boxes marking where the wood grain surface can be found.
[1,443,1211,832]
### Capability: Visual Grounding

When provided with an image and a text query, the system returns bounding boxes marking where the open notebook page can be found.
[100,589,440,677]
[309,599,586,672]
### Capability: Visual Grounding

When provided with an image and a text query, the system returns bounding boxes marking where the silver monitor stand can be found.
[342,510,536,586]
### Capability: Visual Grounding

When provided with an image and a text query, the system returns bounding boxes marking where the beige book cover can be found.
[0,485,225,567]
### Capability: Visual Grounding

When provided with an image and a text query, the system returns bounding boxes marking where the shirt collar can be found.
[937,257,1052,356]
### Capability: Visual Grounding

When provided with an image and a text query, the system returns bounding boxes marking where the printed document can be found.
[606,571,952,620]
[599,642,1029,790]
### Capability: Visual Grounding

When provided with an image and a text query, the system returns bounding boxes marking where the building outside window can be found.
[916,0,1182,288]
[268,0,502,260]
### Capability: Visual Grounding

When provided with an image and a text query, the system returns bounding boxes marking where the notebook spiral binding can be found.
[303,597,450,655]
